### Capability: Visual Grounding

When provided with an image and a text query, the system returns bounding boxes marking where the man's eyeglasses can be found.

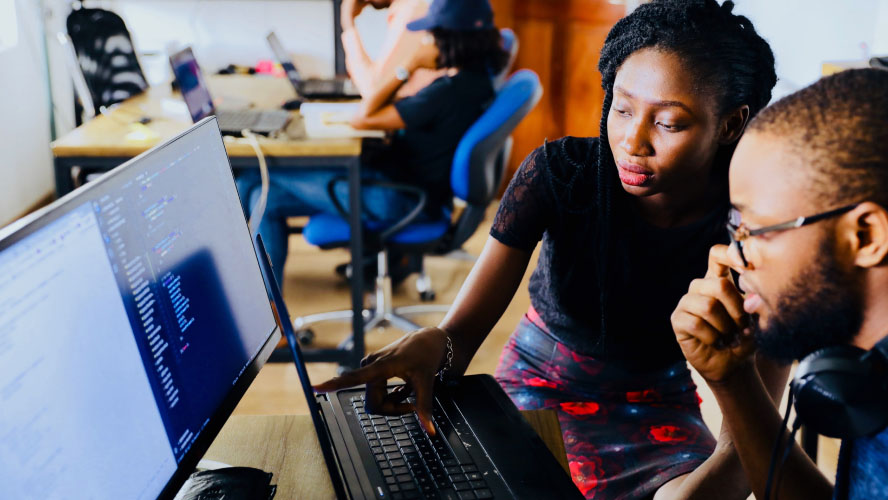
[726,203,859,267]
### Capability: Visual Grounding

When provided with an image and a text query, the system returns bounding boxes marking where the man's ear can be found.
[719,105,750,145]
[844,202,888,268]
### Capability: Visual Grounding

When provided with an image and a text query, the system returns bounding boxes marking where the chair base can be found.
[292,250,451,351]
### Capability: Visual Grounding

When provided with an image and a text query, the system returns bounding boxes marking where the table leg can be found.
[347,156,365,369]
[54,157,76,197]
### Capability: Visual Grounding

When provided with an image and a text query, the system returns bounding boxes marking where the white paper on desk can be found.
[300,102,385,139]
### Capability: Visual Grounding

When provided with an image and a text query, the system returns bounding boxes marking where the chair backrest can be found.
[66,7,148,115]
[445,69,542,250]
[492,28,519,90]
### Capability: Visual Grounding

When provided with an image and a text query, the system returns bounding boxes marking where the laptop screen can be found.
[170,47,215,122]
[266,32,302,89]
[0,119,278,499]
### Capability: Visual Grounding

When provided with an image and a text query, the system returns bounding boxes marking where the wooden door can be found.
[491,0,626,185]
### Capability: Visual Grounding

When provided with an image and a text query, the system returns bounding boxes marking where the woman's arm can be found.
[314,237,533,434]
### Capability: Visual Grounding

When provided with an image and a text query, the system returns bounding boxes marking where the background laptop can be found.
[169,47,291,135]
[0,118,281,499]
[254,237,584,500]
[266,31,361,99]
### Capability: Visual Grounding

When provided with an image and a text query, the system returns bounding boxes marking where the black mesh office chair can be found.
[65,7,148,121]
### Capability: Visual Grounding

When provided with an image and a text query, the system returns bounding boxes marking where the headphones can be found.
[791,334,888,440]
[763,334,888,500]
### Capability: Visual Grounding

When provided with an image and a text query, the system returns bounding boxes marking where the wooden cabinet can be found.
[491,0,626,183]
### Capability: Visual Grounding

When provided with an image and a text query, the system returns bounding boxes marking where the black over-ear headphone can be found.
[791,334,888,440]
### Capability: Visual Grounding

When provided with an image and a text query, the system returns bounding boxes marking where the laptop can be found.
[253,238,584,499]
[169,47,291,135]
[266,31,361,99]
[0,118,281,499]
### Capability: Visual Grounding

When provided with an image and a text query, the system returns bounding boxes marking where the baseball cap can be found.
[406,0,495,31]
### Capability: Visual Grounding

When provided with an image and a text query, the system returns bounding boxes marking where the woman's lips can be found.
[616,161,653,187]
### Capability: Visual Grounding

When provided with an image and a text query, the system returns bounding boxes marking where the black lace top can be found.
[490,137,729,370]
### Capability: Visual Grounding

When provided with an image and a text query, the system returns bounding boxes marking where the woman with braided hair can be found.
[317,1,786,497]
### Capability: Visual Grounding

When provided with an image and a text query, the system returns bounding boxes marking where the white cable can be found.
[242,129,270,238]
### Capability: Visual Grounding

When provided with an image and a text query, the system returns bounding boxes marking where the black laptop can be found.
[266,31,361,100]
[169,47,291,135]
[254,237,584,499]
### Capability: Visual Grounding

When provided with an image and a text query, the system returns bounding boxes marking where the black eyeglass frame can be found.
[726,203,860,267]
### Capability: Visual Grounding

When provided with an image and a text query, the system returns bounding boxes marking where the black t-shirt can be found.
[490,137,729,370]
[374,69,493,209]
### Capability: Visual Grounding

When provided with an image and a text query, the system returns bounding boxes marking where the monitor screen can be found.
[170,48,215,122]
[0,119,278,499]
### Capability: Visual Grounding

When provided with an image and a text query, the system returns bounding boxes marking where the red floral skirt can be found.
[494,312,716,499]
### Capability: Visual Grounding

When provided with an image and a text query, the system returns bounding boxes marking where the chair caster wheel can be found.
[296,328,315,346]
[419,290,436,302]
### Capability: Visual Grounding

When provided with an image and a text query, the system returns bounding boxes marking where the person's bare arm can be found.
[671,245,832,500]
[314,237,533,434]
[660,355,791,500]
[340,0,375,95]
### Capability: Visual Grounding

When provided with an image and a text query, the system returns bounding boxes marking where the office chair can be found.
[493,28,519,90]
[64,7,148,123]
[293,70,543,347]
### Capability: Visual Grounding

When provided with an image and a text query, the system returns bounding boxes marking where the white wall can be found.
[731,0,886,100]
[0,0,55,226]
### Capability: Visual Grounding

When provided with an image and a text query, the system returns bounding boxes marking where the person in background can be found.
[238,0,508,286]
[316,1,786,498]
[340,0,444,98]
[672,68,888,500]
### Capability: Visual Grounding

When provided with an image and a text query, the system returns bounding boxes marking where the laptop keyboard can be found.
[216,110,290,132]
[350,395,494,500]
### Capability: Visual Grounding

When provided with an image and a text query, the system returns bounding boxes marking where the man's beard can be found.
[752,236,863,363]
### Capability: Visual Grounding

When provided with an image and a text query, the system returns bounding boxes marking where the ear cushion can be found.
[792,346,888,439]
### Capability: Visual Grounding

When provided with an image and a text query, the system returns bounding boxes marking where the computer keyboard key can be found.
[383,445,399,453]
[390,459,406,467]
[474,489,493,499]
[403,491,421,500]
[377,431,394,438]
[445,466,462,475]
[386,451,403,460]
[469,480,486,489]
[438,489,460,500]
[442,459,459,467]
[400,445,416,454]
[404,423,419,430]
[397,440,413,449]
[458,491,476,500]
[453,481,471,491]
[391,493,403,500]
[465,472,482,482]
[375,453,386,462]
[368,439,380,447]
[393,432,409,441]
[400,482,417,491]
[461,464,478,472]
[371,446,383,454]
[396,474,412,483]
[382,469,393,477]
[380,439,396,446]
[385,477,397,485]
[389,484,400,493]
[393,467,410,476]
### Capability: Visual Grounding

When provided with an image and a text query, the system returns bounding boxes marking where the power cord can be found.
[241,129,270,238]
[764,387,803,500]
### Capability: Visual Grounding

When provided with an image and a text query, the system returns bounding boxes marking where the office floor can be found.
[232,203,840,482]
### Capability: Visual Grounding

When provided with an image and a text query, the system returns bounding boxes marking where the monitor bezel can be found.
[0,118,281,500]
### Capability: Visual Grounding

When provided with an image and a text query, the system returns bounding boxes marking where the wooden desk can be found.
[50,75,368,368]
[202,411,569,499]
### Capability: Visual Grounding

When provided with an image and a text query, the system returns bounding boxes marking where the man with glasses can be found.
[671,68,888,500]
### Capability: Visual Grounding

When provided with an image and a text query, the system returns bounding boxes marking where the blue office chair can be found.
[493,28,519,90]
[293,70,543,341]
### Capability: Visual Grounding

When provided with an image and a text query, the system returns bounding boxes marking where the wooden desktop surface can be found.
[203,410,569,499]
[51,75,362,158]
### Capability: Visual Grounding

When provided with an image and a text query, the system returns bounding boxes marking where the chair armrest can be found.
[325,176,428,243]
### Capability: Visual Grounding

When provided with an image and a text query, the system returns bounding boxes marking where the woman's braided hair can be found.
[592,0,776,342]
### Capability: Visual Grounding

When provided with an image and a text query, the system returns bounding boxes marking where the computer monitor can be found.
[0,118,280,499]
[169,48,215,122]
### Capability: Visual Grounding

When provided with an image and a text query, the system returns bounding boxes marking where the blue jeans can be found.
[235,167,422,285]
